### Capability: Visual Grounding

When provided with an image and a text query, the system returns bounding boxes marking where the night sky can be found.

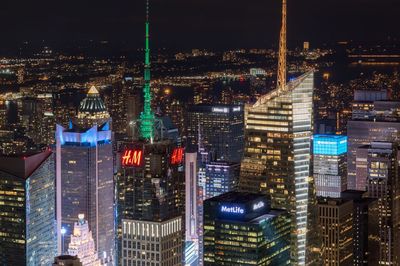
[2,0,400,49]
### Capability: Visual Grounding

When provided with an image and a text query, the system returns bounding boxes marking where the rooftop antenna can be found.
[277,0,287,91]
[139,0,155,142]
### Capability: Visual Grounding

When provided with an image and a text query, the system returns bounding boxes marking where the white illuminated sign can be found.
[232,106,241,112]
[252,201,265,210]
[212,107,229,113]
[220,205,244,214]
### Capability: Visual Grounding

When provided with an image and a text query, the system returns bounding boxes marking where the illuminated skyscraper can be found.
[239,1,313,263]
[347,90,400,190]
[68,215,102,266]
[313,135,347,197]
[56,121,114,263]
[318,198,354,265]
[204,161,240,199]
[355,142,400,265]
[0,150,57,265]
[186,104,244,163]
[118,2,184,265]
[184,151,199,266]
[340,190,378,265]
[203,192,291,265]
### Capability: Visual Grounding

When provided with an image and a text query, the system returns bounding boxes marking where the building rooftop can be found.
[207,191,267,204]
[78,86,107,114]
[0,150,52,179]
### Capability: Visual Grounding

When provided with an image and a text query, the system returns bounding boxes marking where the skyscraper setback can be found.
[239,0,313,264]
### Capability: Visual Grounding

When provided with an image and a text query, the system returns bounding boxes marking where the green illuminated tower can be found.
[139,0,155,141]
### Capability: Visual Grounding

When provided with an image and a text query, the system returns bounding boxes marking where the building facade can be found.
[203,192,291,265]
[116,141,184,266]
[56,122,114,263]
[347,90,400,190]
[0,151,57,266]
[68,214,102,266]
[239,72,314,264]
[355,142,400,265]
[318,198,354,266]
[186,104,244,163]
[313,135,347,197]
[204,161,240,199]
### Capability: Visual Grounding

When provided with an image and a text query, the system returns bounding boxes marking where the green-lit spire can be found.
[140,0,155,140]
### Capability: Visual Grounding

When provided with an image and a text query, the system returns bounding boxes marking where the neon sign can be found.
[253,201,265,210]
[220,205,244,214]
[171,147,184,165]
[121,149,143,167]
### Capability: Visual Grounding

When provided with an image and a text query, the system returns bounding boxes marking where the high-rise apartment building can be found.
[0,150,57,265]
[203,192,291,265]
[186,104,244,163]
[313,135,347,197]
[239,72,314,264]
[355,142,400,265]
[318,198,354,265]
[56,121,114,262]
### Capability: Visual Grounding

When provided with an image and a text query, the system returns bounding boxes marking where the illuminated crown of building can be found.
[77,86,110,125]
[139,0,155,141]
[68,214,102,266]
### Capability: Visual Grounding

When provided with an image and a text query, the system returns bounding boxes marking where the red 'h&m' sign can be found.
[171,147,184,165]
[121,149,143,167]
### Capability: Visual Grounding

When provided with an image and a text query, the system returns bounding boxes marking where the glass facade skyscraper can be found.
[239,71,314,265]
[313,135,347,197]
[186,104,244,163]
[0,150,57,266]
[56,121,114,263]
[203,192,291,265]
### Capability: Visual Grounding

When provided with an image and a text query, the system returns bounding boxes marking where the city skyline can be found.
[1,0,400,265]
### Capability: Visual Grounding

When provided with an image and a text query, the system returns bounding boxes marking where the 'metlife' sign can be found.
[220,205,245,215]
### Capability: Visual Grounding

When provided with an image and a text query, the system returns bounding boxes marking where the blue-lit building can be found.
[313,135,347,197]
[56,121,114,263]
[205,161,240,199]
[203,192,291,265]
[0,150,57,265]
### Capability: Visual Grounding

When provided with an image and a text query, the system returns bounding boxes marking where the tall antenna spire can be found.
[277,0,287,91]
[140,0,155,141]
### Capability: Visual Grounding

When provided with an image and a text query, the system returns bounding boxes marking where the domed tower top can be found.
[77,86,110,127]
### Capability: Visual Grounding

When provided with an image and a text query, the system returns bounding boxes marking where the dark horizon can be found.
[1,0,400,50]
